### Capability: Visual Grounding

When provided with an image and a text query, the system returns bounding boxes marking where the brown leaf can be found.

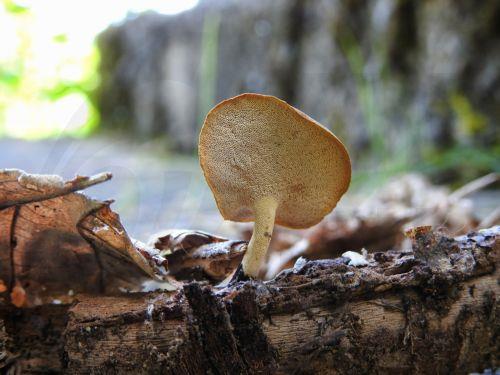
[0,169,163,306]
[149,229,247,281]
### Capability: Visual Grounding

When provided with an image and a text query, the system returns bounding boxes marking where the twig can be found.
[450,173,499,200]
[478,207,500,229]
[0,172,112,209]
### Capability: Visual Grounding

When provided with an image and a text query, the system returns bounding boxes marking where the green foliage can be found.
[450,92,487,136]
[0,65,22,89]
[0,2,99,138]
[422,145,500,184]
[3,0,29,14]
[52,33,68,43]
[197,11,220,135]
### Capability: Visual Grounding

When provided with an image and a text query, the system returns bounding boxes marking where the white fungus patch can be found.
[93,224,110,233]
[293,256,308,272]
[18,172,65,190]
[141,280,177,292]
[146,303,154,321]
[342,251,368,267]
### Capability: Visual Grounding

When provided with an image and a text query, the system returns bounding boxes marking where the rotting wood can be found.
[1,226,496,374]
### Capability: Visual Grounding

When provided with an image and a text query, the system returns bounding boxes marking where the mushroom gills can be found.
[241,196,278,278]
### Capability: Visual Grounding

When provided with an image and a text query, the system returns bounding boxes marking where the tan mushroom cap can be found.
[199,93,351,229]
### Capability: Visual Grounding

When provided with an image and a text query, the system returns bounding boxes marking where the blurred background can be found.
[1,0,499,241]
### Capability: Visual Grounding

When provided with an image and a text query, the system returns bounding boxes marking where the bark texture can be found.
[2,226,498,374]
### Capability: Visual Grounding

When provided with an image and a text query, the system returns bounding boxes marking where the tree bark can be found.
[1,226,498,374]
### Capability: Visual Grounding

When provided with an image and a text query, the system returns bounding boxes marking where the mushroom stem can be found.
[242,196,278,278]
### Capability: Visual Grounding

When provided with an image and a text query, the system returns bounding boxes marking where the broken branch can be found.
[0,170,112,209]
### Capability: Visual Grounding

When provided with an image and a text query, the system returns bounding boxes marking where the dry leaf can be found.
[148,229,247,281]
[0,169,165,306]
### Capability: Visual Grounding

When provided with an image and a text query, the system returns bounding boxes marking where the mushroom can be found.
[199,93,351,279]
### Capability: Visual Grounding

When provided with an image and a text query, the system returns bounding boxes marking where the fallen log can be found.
[2,226,498,374]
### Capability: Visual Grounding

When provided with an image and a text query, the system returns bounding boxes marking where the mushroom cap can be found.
[199,93,351,229]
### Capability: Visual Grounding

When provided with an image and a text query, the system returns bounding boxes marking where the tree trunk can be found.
[1,226,498,374]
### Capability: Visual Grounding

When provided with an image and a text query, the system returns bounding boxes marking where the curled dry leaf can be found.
[0,169,166,307]
[148,229,247,281]
[77,204,168,285]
